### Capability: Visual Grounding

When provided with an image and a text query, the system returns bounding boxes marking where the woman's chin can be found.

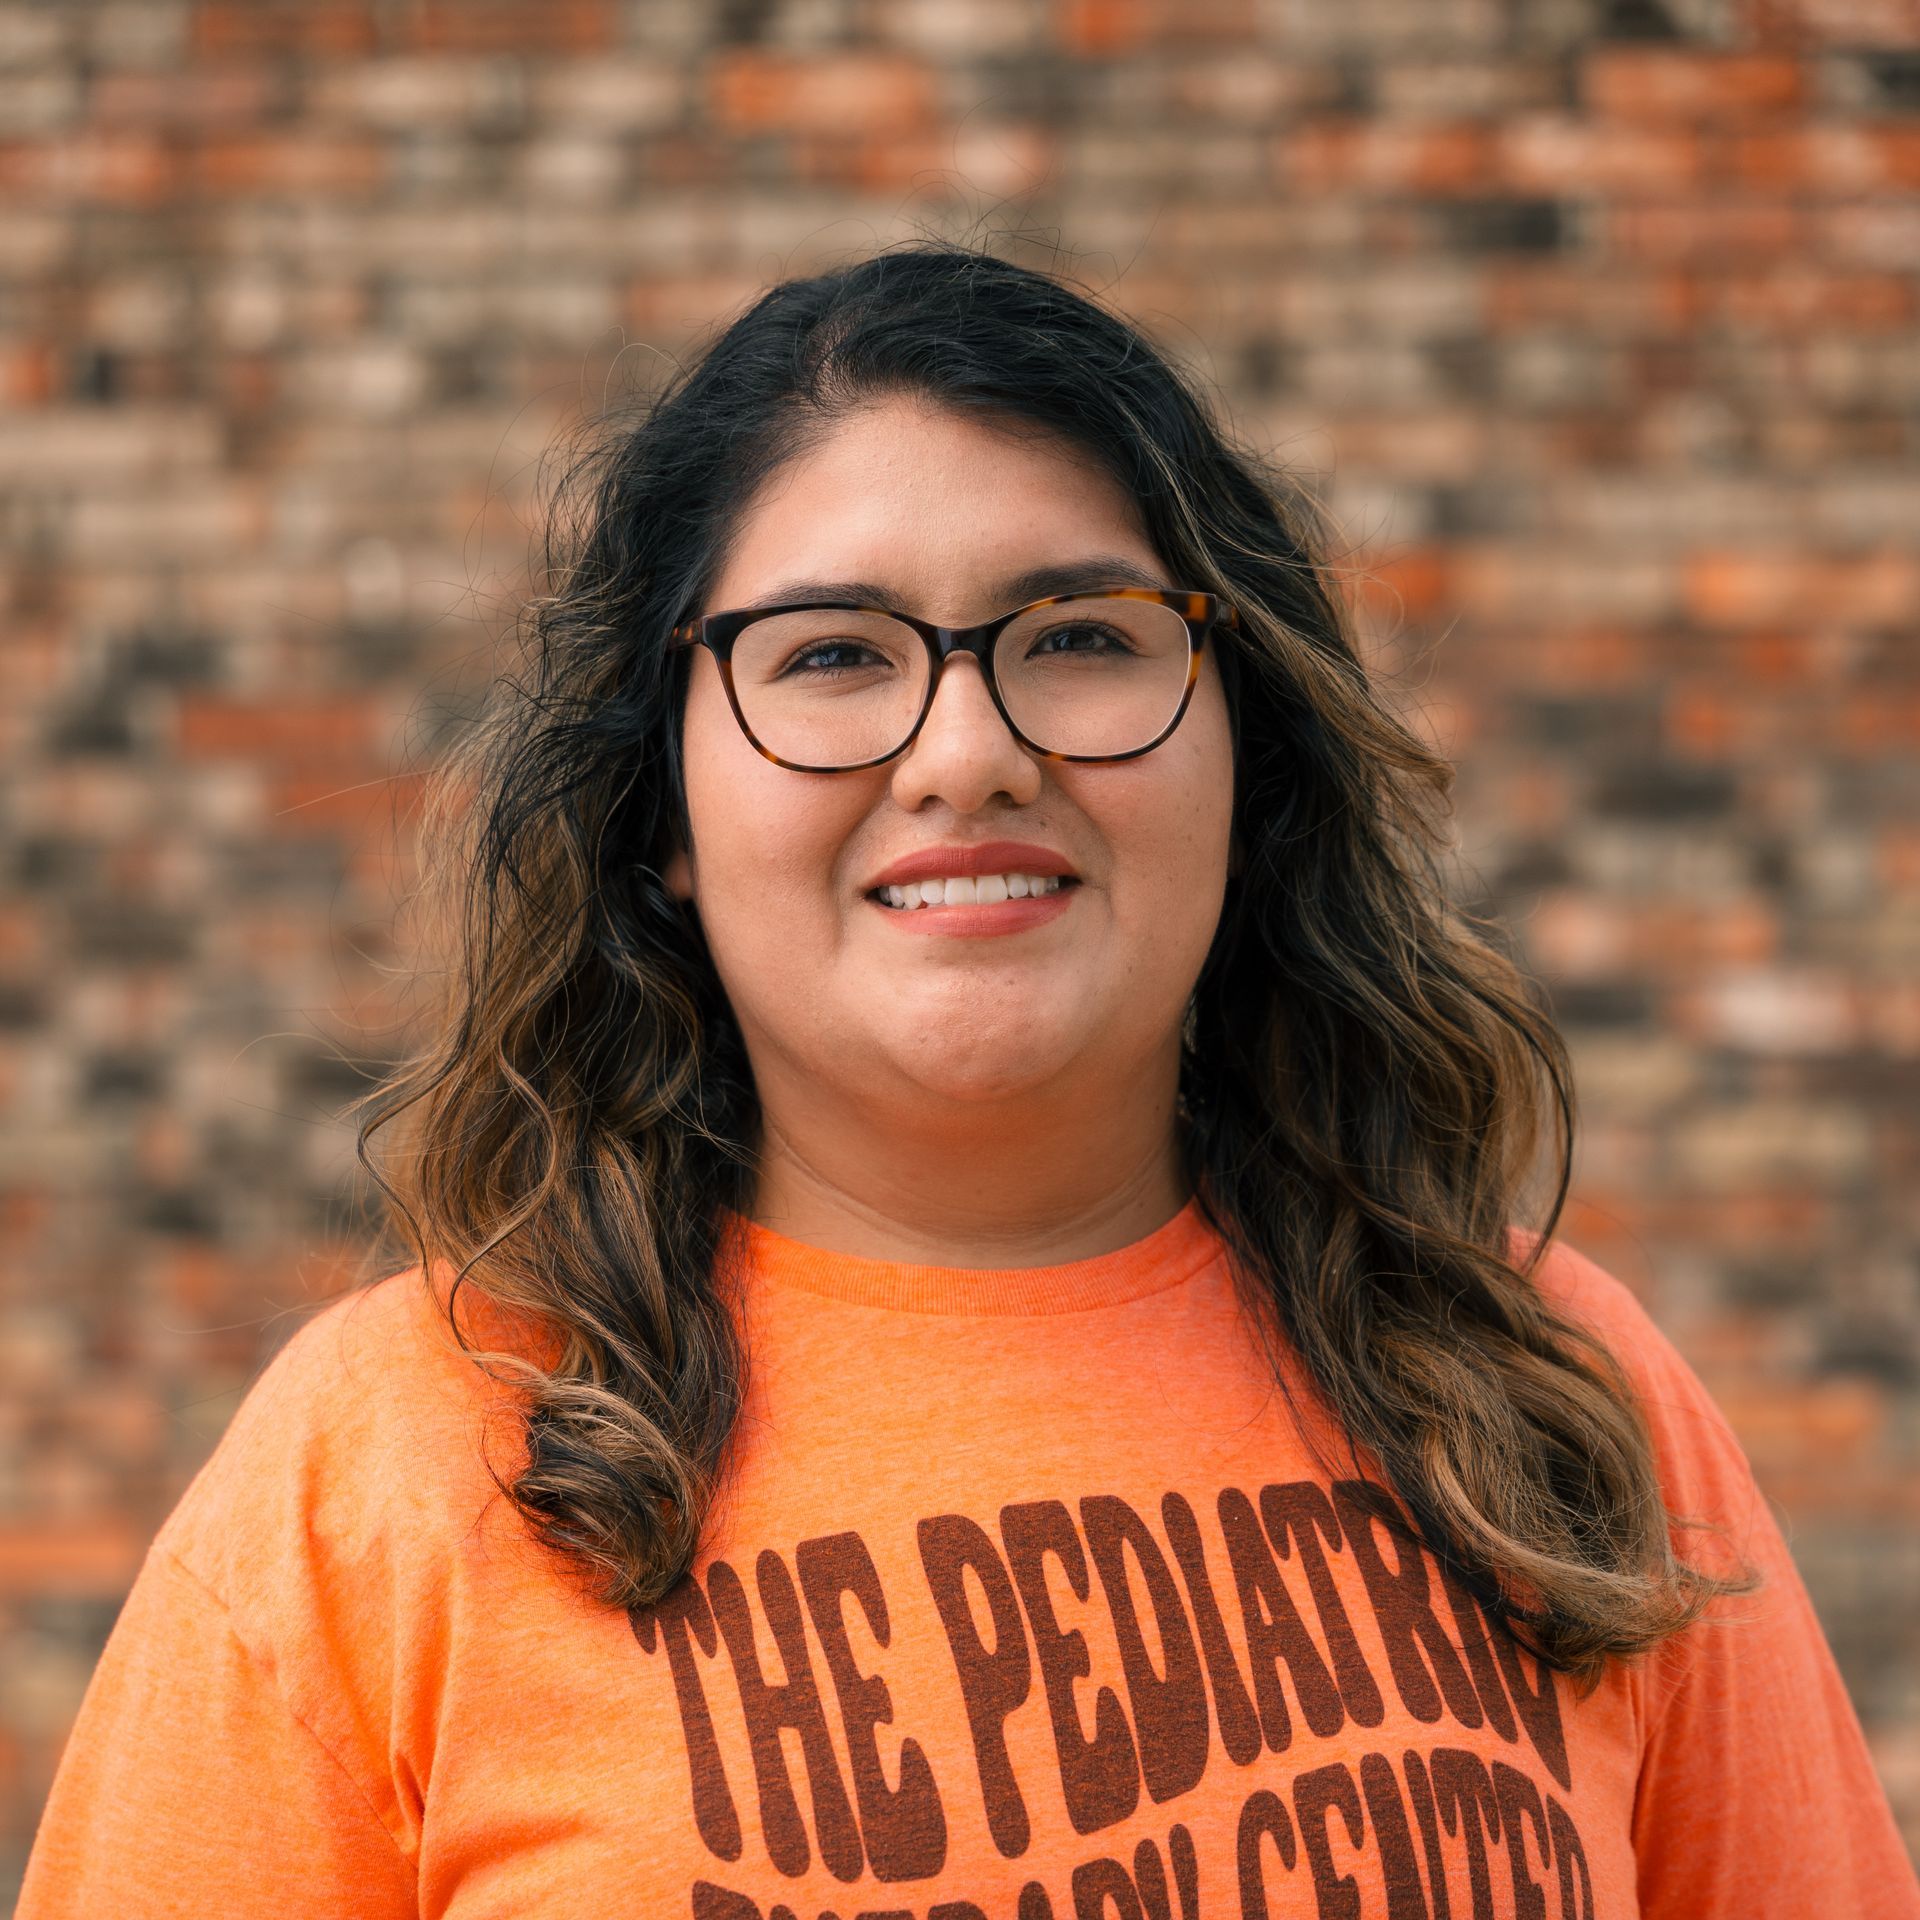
[865,1037,1079,1109]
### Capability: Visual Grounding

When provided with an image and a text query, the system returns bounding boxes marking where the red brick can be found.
[629,132,738,188]
[623,272,766,337]
[189,134,386,198]
[192,4,377,58]
[152,1245,247,1317]
[1486,266,1698,333]
[1837,691,1920,756]
[91,64,281,126]
[1733,632,1838,685]
[0,1182,51,1244]
[0,1727,22,1809]
[174,695,381,765]
[1729,124,1920,192]
[5,622,85,700]
[1719,1379,1885,1465]
[1741,0,1920,44]
[1057,0,1256,49]
[1868,125,1920,190]
[1605,897,1782,970]
[0,133,176,205]
[1878,826,1920,894]
[0,1525,144,1598]
[404,1,615,55]
[1360,548,1450,624]
[1605,200,1811,265]
[1583,49,1807,121]
[709,51,937,138]
[264,771,410,838]
[1684,550,1920,629]
[344,824,428,898]
[216,352,279,416]
[1492,626,1660,692]
[1058,0,1151,52]
[1700,269,1915,333]
[0,902,44,971]
[59,1386,167,1463]
[1665,683,1738,757]
[1277,119,1497,194]
[1170,57,1329,120]
[1497,117,1704,195]
[790,124,1055,196]
[1867,979,1920,1057]
[1639,1189,1835,1252]
[0,342,56,406]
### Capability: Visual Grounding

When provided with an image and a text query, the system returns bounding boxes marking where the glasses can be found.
[667,587,1237,774]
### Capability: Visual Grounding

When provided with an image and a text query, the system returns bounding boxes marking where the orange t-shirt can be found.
[18,1204,1920,1918]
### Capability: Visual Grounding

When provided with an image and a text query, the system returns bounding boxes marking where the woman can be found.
[20,245,1917,1918]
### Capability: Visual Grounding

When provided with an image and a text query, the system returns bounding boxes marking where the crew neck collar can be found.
[717,1196,1223,1317]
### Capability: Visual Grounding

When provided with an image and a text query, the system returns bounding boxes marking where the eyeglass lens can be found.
[727,596,1193,768]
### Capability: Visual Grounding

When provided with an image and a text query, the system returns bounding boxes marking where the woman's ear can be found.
[662,838,695,902]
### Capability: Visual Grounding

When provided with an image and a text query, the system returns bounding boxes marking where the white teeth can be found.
[873,873,1067,911]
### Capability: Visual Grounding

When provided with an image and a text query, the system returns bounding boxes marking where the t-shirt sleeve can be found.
[1530,1232,1920,1918]
[15,1543,415,1919]
[15,1270,499,1917]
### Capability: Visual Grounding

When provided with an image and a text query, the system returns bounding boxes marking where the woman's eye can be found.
[785,642,882,675]
[1031,622,1132,656]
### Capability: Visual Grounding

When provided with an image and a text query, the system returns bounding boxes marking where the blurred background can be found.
[2,0,1917,1898]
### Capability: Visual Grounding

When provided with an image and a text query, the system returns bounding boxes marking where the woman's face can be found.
[665,393,1236,1133]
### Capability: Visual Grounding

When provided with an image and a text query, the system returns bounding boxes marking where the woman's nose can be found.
[888,651,1043,806]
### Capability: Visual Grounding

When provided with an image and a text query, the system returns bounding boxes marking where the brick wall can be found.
[1,0,1916,1898]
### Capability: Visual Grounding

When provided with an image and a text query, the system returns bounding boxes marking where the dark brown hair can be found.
[351,240,1747,1684]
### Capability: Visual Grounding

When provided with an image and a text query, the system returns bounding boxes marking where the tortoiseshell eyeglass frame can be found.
[665,587,1239,774]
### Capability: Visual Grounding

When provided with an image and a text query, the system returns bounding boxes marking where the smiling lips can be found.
[864,837,1077,889]
[878,871,1071,910]
[862,839,1082,935]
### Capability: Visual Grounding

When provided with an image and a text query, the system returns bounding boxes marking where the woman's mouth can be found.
[864,873,1081,937]
[867,872,1075,912]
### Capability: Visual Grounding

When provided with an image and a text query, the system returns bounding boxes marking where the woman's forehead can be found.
[706,397,1160,614]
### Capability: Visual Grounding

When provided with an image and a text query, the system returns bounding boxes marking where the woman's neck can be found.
[745,1094,1192,1270]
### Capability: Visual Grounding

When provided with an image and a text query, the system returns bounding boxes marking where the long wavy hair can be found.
[351,241,1745,1685]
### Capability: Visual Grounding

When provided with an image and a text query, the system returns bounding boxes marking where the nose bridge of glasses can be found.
[923,622,999,696]
[929,621,1000,664]
[909,625,1022,747]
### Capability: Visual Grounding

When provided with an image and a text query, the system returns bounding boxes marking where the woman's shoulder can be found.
[1505,1224,1767,1566]
[1507,1223,1723,1403]
[150,1262,536,1629]
[1506,1223,1674,1353]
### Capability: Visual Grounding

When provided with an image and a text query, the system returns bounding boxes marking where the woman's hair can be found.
[352,240,1745,1685]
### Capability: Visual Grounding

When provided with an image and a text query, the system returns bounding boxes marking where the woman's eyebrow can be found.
[738,556,1171,617]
